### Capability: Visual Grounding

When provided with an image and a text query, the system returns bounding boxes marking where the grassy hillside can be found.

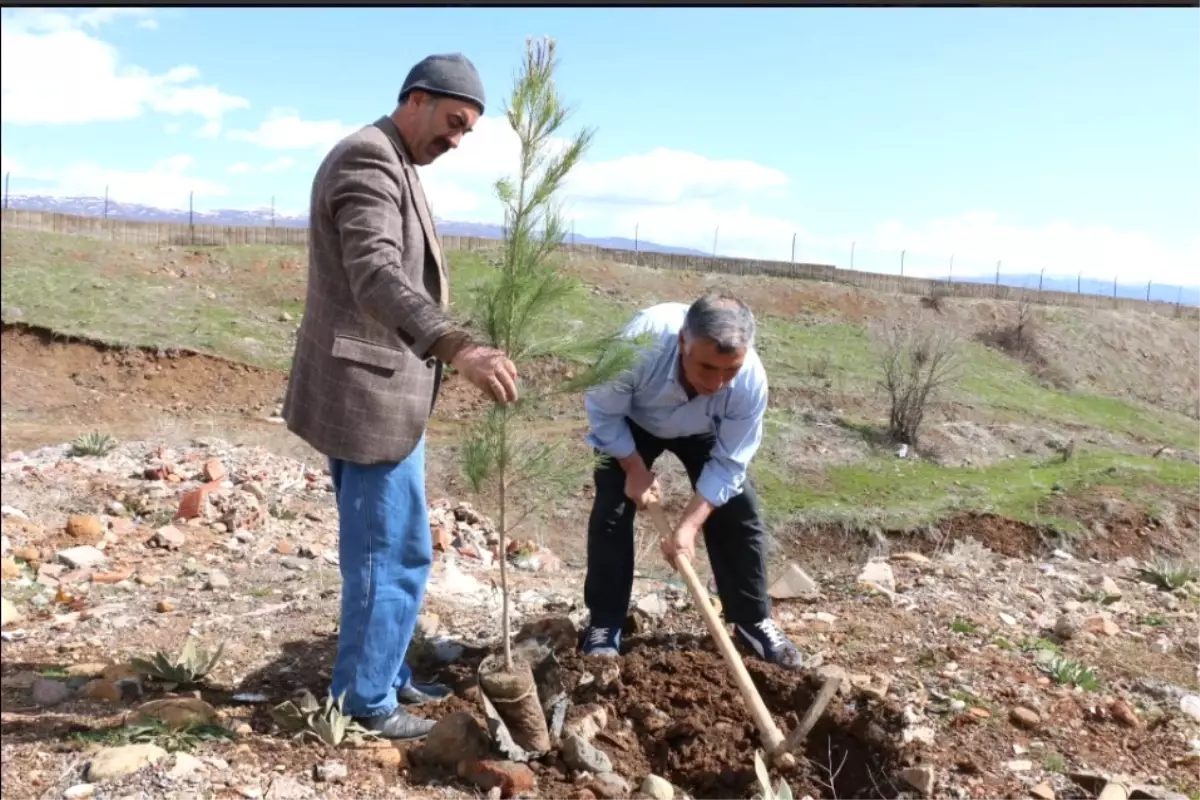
[2,226,1197,539]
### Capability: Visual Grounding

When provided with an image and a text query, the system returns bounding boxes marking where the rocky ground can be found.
[2,437,1198,800]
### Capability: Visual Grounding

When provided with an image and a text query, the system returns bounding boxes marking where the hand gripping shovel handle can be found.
[643,500,788,758]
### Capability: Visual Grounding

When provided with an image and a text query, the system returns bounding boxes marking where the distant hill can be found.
[2,194,708,257]
[5,194,1195,305]
[933,272,1199,307]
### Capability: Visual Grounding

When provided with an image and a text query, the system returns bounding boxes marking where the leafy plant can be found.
[457,36,640,671]
[130,637,225,687]
[70,431,116,457]
[1140,612,1168,627]
[1037,654,1099,691]
[71,720,236,752]
[752,749,795,800]
[950,617,978,634]
[270,689,375,748]
[1137,558,1199,590]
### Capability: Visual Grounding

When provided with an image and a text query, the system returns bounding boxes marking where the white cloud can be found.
[227,162,253,175]
[861,212,1200,286]
[417,114,798,258]
[6,153,227,209]
[0,9,248,125]
[195,120,222,139]
[163,122,182,135]
[227,108,357,151]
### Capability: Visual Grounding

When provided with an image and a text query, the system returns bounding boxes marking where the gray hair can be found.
[682,294,756,354]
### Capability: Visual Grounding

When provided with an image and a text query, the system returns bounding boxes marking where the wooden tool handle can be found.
[644,501,785,753]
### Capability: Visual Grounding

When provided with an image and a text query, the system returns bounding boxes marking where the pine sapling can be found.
[458,35,641,751]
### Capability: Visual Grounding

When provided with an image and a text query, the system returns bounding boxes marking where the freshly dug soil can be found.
[438,633,908,800]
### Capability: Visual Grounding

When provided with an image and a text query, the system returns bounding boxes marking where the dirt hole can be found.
[428,634,907,799]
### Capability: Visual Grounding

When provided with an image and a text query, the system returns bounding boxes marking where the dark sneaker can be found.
[353,706,436,740]
[579,625,622,657]
[397,680,452,706]
[734,618,805,670]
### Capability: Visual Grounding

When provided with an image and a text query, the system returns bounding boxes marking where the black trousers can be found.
[584,418,771,628]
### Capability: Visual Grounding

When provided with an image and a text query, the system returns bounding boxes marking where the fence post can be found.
[900,249,905,277]
[1038,268,1044,292]
[188,190,195,245]
[850,241,855,270]
[949,254,954,284]
[1146,280,1152,302]
[3,171,9,209]
[634,222,639,266]
[790,232,796,263]
[712,225,719,258]
[1077,273,1081,294]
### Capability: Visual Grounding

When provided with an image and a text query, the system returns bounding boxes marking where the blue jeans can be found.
[328,437,433,718]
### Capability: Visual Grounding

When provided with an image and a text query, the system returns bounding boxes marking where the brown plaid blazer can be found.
[283,116,455,465]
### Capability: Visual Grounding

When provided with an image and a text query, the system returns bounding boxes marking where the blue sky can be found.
[2,6,1197,283]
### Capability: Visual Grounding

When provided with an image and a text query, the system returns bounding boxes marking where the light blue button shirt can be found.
[584,302,768,507]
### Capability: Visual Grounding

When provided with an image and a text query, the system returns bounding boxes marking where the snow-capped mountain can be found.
[3,194,708,256]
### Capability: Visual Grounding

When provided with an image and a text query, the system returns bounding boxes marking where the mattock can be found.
[645,499,841,769]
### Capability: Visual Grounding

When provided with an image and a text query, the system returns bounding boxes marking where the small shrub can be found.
[131,637,225,687]
[950,617,978,634]
[69,431,116,457]
[271,690,376,748]
[975,297,1072,389]
[872,313,963,447]
[1137,558,1199,590]
[920,281,951,314]
[1038,654,1099,691]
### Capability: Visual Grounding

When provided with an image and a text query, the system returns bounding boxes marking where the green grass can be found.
[752,446,1200,532]
[4,226,1197,536]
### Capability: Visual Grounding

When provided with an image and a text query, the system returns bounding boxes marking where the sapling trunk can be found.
[459,36,643,754]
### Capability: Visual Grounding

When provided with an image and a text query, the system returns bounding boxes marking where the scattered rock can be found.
[458,759,536,798]
[264,776,314,800]
[156,599,175,613]
[1109,699,1143,729]
[1,596,19,627]
[202,459,227,482]
[899,766,936,796]
[1084,614,1120,637]
[205,569,231,590]
[131,697,218,728]
[1009,707,1041,729]
[563,732,613,774]
[768,562,819,598]
[515,615,578,650]
[563,704,609,743]
[1031,782,1056,800]
[57,545,106,569]
[635,594,669,616]
[86,743,168,781]
[588,772,631,799]
[63,785,95,800]
[1179,695,1200,722]
[639,774,675,800]
[857,560,896,594]
[1098,783,1131,800]
[420,712,490,767]
[31,677,71,707]
[152,525,187,550]
[66,515,103,543]
[1054,612,1083,639]
[167,751,205,779]
[313,761,348,783]
[1100,575,1122,598]
[1005,759,1033,772]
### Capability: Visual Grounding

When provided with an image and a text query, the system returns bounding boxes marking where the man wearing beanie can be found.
[283,53,517,740]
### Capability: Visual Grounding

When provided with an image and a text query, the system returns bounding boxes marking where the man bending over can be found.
[579,294,805,670]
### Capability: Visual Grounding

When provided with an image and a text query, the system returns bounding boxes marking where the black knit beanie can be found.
[398,53,486,113]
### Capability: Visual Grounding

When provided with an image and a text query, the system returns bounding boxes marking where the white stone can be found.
[768,563,820,599]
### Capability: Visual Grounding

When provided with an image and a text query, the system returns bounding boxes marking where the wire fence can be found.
[2,174,1197,315]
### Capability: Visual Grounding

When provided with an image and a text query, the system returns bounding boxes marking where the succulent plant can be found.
[130,637,225,686]
[270,690,375,748]
[69,431,116,457]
